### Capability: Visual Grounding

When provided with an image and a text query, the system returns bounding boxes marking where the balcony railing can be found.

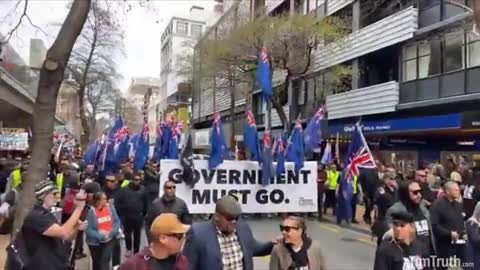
[312,6,418,72]
[398,67,480,108]
[326,81,399,120]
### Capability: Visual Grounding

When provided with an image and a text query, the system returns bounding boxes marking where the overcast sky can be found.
[0,0,215,92]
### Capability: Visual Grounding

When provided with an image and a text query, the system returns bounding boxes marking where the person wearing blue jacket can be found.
[86,191,121,270]
[183,195,276,270]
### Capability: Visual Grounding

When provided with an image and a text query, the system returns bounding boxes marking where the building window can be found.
[191,24,202,38]
[176,21,188,35]
[443,33,465,72]
[467,33,480,68]
[403,45,417,81]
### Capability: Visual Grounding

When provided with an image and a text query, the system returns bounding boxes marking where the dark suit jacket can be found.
[182,220,274,270]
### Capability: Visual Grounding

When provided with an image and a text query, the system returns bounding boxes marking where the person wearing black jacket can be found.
[145,179,191,242]
[430,181,466,269]
[358,168,380,224]
[374,211,430,270]
[372,174,397,246]
[115,172,148,256]
[143,161,160,207]
[415,170,434,208]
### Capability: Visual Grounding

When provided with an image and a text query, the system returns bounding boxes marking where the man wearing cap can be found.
[9,180,88,270]
[118,213,189,270]
[183,195,275,270]
[374,211,429,270]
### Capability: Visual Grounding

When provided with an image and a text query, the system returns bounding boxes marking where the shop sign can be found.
[329,113,462,135]
[461,111,480,129]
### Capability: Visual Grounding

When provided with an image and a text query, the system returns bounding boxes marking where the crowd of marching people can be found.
[326,158,480,270]
[0,152,326,270]
[1,146,480,270]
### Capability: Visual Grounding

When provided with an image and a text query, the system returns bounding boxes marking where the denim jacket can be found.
[86,204,121,245]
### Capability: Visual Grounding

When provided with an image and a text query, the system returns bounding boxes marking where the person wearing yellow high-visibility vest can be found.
[324,164,339,215]
[351,175,362,224]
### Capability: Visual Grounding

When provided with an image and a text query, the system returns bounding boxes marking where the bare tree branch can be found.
[0,0,48,44]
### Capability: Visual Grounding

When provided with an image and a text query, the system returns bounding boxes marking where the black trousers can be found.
[351,193,358,222]
[324,190,336,214]
[111,238,121,267]
[73,231,84,254]
[317,191,324,218]
[89,240,114,270]
[363,193,375,223]
[123,218,143,253]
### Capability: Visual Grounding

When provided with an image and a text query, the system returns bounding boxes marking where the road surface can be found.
[120,217,376,270]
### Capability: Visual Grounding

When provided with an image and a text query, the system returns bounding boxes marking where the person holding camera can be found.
[6,180,88,270]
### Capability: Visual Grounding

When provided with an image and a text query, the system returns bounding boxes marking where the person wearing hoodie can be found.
[465,202,480,270]
[115,172,148,256]
[385,181,436,255]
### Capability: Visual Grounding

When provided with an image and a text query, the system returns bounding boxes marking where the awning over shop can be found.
[328,113,462,135]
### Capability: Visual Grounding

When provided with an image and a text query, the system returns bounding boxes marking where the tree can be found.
[10,0,91,234]
[84,76,118,136]
[67,1,123,147]
[194,12,348,130]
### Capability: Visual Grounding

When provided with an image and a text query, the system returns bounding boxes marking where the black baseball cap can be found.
[391,211,414,223]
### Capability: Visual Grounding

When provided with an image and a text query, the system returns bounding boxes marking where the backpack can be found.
[62,188,79,215]
[5,232,30,270]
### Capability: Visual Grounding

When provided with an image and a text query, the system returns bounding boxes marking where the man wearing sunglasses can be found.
[385,181,436,256]
[183,195,275,270]
[118,213,190,270]
[145,180,191,242]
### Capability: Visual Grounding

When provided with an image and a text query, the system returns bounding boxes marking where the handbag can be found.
[6,232,30,270]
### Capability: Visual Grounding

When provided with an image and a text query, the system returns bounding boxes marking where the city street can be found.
[125,217,376,270]
[249,218,376,270]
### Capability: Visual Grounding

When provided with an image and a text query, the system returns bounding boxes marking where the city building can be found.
[191,0,480,169]
[56,80,82,141]
[151,3,223,137]
[126,77,160,134]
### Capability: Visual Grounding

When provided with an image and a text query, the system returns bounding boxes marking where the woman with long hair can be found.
[269,215,325,270]
[86,191,121,270]
[465,202,480,270]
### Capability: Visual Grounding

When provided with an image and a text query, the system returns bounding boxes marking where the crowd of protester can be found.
[2,151,480,270]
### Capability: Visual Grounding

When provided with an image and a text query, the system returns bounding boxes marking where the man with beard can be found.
[386,181,435,255]
[415,170,435,208]
[145,179,191,242]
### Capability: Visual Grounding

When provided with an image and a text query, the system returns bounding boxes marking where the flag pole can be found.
[355,118,377,168]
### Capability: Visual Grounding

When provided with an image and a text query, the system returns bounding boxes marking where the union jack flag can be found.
[114,126,129,142]
[141,123,149,141]
[213,112,221,134]
[344,123,376,181]
[260,47,268,64]
[173,121,183,137]
[246,111,256,127]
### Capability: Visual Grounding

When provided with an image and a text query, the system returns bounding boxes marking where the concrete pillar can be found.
[351,0,361,90]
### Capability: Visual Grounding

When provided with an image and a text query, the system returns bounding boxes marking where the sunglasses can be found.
[279,225,299,233]
[165,186,176,190]
[410,189,421,195]
[167,233,185,240]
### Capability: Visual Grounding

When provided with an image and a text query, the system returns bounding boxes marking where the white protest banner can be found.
[160,159,318,214]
